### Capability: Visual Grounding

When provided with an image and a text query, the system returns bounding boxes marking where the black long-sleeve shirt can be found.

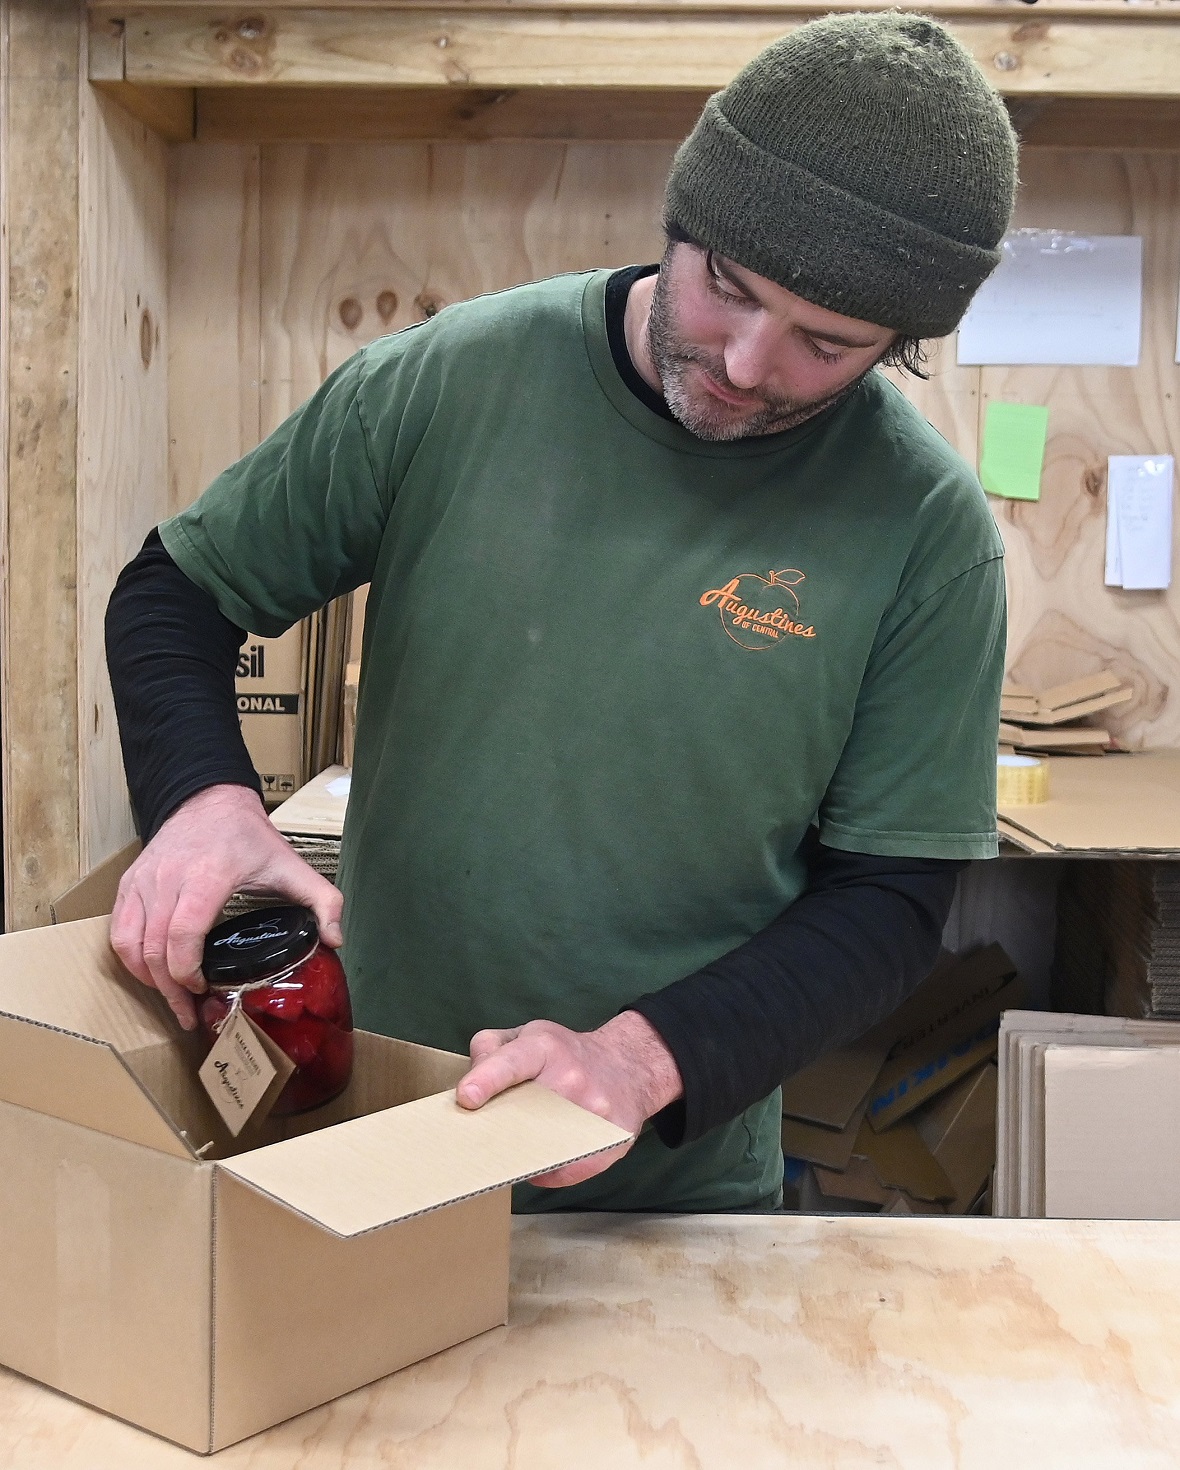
[105,265,964,1148]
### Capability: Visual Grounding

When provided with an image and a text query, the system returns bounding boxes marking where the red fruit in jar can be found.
[200,904,354,1116]
[305,1022,354,1092]
[242,983,304,1022]
[200,993,232,1033]
[270,1015,323,1069]
[299,952,346,1022]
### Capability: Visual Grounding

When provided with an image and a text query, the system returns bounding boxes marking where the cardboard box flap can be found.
[218,1083,631,1237]
[0,1016,192,1160]
[50,841,141,924]
[0,916,174,1053]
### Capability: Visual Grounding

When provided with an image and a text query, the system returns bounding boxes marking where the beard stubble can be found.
[644,259,869,442]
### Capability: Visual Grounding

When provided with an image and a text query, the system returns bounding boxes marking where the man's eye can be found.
[705,253,745,301]
[805,337,844,365]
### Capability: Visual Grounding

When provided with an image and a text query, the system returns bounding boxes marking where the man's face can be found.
[646,243,897,441]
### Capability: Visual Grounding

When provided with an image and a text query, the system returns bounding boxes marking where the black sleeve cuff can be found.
[623,840,964,1148]
[106,528,264,840]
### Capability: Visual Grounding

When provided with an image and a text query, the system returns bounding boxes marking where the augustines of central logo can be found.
[699,569,817,650]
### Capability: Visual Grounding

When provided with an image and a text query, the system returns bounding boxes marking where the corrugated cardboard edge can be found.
[209,1153,219,1454]
[997,751,1180,855]
[218,1085,632,1239]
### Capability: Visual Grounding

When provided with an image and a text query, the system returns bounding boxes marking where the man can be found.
[107,13,1017,1211]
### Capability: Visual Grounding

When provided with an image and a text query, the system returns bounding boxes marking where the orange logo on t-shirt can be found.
[699,570,817,650]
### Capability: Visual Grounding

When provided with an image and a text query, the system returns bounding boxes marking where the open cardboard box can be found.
[0,917,628,1453]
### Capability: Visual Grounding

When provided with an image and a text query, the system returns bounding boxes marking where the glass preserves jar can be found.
[199,905,353,1116]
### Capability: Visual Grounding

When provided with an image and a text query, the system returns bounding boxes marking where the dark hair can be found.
[878,335,930,380]
[662,215,931,381]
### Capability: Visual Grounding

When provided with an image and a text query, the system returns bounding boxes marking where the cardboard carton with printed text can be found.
[0,918,628,1452]
[237,625,304,803]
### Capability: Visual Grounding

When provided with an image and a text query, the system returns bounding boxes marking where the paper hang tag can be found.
[198,1005,295,1137]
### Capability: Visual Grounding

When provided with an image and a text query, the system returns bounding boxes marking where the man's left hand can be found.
[455,1011,683,1188]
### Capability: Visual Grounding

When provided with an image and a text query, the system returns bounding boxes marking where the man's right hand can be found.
[110,784,344,1032]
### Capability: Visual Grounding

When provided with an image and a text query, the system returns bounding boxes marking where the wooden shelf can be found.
[91,6,1180,100]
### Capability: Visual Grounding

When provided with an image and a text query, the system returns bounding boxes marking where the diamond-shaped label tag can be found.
[198,1005,295,1137]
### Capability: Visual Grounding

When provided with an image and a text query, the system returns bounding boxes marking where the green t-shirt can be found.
[160,269,1005,1213]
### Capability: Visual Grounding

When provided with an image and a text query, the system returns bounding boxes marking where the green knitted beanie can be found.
[664,13,1019,338]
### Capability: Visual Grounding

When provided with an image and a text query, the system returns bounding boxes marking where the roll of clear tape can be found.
[997,752,1049,805]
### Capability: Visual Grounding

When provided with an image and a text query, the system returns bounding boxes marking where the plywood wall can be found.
[169,140,1180,748]
[77,88,170,872]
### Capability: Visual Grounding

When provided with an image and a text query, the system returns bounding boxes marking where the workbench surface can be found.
[2,1212,1178,1468]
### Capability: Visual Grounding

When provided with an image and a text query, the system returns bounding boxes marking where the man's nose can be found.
[722,325,775,391]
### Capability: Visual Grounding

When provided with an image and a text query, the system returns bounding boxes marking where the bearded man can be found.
[106,12,1017,1212]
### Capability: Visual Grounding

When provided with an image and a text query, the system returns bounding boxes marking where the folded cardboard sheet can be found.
[783,946,1019,1215]
[996,1010,1180,1218]
[0,917,628,1453]
[997,750,1180,855]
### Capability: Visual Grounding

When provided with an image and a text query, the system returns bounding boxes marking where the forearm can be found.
[628,842,963,1146]
[105,529,262,840]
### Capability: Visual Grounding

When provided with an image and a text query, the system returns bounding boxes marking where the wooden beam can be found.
[1,0,82,927]
[87,11,197,139]
[106,8,1180,98]
[195,84,1180,147]
[197,84,710,140]
[92,80,194,140]
[85,1,1180,18]
[1012,95,1180,148]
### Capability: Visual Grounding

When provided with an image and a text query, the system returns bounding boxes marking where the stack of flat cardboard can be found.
[215,765,352,920]
[997,1010,1180,1218]
[1053,861,1180,1019]
[999,672,1133,756]
[781,944,1024,1215]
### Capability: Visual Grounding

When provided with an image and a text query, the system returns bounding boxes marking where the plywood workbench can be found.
[0,1212,1178,1467]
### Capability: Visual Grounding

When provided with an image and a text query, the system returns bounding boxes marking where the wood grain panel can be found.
[257,140,673,430]
[5,1212,1180,1465]
[168,142,261,508]
[983,151,1180,750]
[2,0,82,927]
[76,89,171,872]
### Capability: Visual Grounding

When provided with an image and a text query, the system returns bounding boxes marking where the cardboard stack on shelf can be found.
[1053,860,1180,1020]
[997,1010,1180,1219]
[782,944,1025,1215]
[998,671,1133,756]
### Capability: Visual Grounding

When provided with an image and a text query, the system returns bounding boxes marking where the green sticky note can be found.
[979,402,1049,502]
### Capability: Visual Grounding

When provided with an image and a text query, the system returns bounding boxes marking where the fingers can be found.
[112,883,201,1030]
[468,1027,519,1066]
[110,879,151,988]
[165,885,237,989]
[249,833,344,947]
[456,1032,545,1109]
[528,1140,634,1191]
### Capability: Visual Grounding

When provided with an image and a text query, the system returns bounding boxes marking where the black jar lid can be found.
[202,905,319,986]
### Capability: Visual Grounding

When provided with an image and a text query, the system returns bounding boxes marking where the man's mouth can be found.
[696,365,759,410]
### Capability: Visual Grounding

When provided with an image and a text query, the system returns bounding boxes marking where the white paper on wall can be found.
[1105,455,1174,591]
[957,230,1142,367]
